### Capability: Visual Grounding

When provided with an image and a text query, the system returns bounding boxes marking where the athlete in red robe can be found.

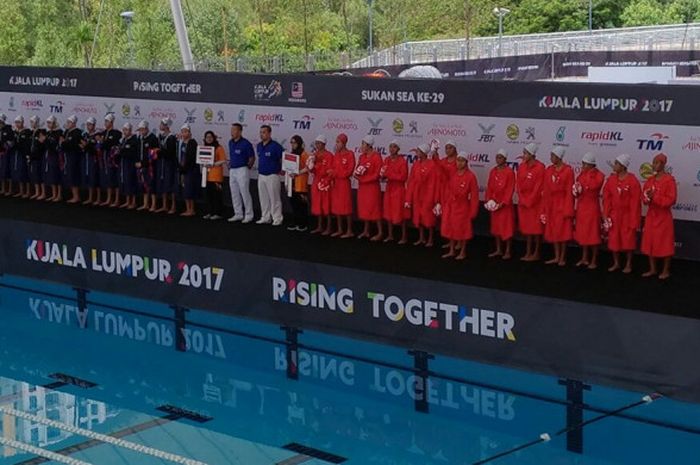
[442,153,479,260]
[438,141,459,247]
[485,149,515,259]
[309,135,334,235]
[602,153,641,274]
[516,144,545,261]
[573,153,605,269]
[355,136,383,241]
[406,143,439,247]
[641,153,676,279]
[381,140,408,244]
[542,147,574,266]
[330,133,355,238]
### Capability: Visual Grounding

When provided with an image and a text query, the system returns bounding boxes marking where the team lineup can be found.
[0,112,677,280]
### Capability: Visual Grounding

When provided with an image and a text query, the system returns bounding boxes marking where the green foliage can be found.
[0,0,695,70]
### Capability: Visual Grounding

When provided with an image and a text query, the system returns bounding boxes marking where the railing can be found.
[353,22,700,68]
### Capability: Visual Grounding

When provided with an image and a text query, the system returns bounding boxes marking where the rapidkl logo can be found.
[272,277,354,314]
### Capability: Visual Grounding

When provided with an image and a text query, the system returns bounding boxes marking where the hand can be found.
[404,202,411,209]
[433,203,442,216]
[288,173,296,179]
[540,214,547,225]
[135,162,142,168]
[380,166,387,177]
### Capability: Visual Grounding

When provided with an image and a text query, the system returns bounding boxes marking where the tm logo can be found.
[368,117,383,136]
[478,123,495,143]
[50,101,64,114]
[293,115,313,130]
[637,133,668,151]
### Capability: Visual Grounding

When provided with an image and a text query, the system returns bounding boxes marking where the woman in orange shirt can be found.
[287,135,311,232]
[203,131,227,220]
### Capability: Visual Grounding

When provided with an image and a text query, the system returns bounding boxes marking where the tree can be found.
[620,0,672,26]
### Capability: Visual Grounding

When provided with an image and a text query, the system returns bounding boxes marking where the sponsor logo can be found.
[8,96,16,111]
[49,100,64,114]
[393,118,404,134]
[255,113,285,125]
[21,99,43,110]
[292,115,313,130]
[253,80,283,101]
[71,103,98,115]
[121,103,130,117]
[478,123,495,143]
[409,120,418,134]
[103,103,115,116]
[525,127,536,140]
[238,109,246,123]
[427,123,466,137]
[289,82,306,103]
[184,107,197,124]
[506,124,519,141]
[272,277,354,313]
[148,107,177,121]
[217,110,225,123]
[682,136,700,152]
[580,130,624,146]
[555,126,566,143]
[636,133,668,151]
[367,292,516,341]
[696,169,700,184]
[673,203,698,212]
[367,117,383,136]
[466,153,490,166]
[323,117,358,131]
[134,105,141,118]
[204,107,214,123]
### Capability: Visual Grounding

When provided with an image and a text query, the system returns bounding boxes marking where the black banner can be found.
[1,64,699,125]
[1,218,699,402]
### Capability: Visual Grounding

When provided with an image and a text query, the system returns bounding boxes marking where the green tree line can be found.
[1,0,700,70]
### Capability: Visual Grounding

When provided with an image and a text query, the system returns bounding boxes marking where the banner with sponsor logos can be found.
[1,217,700,402]
[1,65,700,258]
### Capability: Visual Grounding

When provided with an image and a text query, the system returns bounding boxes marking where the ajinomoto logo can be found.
[367,292,516,341]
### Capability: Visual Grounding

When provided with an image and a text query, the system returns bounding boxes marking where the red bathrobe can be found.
[438,156,459,238]
[331,149,355,216]
[641,173,677,258]
[574,168,605,246]
[356,151,382,221]
[406,158,439,228]
[603,173,641,252]
[310,149,334,216]
[542,164,575,243]
[444,169,479,241]
[382,155,408,224]
[517,160,545,235]
[486,165,515,241]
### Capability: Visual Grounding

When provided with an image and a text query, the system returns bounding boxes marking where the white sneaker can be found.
[203,214,212,220]
[286,225,298,231]
[242,217,254,224]
[272,219,284,226]
[210,215,223,220]
[256,218,272,225]
[228,216,243,223]
[297,226,308,232]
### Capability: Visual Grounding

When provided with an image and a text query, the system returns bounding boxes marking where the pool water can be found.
[0,274,697,465]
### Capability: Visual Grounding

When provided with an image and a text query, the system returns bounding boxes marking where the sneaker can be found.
[209,215,223,220]
[297,226,308,232]
[242,217,254,224]
[228,215,243,223]
[256,218,272,225]
[272,219,284,227]
[286,225,299,231]
[203,214,212,220]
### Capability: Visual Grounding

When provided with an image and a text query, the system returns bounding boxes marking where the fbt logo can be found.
[478,123,495,143]
[637,132,668,151]
[367,117,383,136]
[272,277,354,313]
[292,115,313,130]
[367,292,516,341]
[50,101,64,114]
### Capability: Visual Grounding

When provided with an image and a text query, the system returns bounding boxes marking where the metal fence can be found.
[353,22,700,68]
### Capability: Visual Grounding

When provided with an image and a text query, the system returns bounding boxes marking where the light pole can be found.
[588,0,593,32]
[492,7,510,57]
[120,11,135,67]
[368,0,374,54]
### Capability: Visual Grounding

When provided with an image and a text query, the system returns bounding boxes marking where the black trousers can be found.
[290,191,309,227]
[205,181,223,216]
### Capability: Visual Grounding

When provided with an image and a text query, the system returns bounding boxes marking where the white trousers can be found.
[257,174,283,222]
[228,167,253,220]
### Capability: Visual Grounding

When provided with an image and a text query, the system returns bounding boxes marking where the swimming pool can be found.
[0,274,697,465]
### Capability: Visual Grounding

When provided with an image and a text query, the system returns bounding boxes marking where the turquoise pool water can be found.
[0,274,697,465]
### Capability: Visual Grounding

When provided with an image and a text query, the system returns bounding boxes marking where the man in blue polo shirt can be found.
[256,125,285,226]
[227,123,255,223]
